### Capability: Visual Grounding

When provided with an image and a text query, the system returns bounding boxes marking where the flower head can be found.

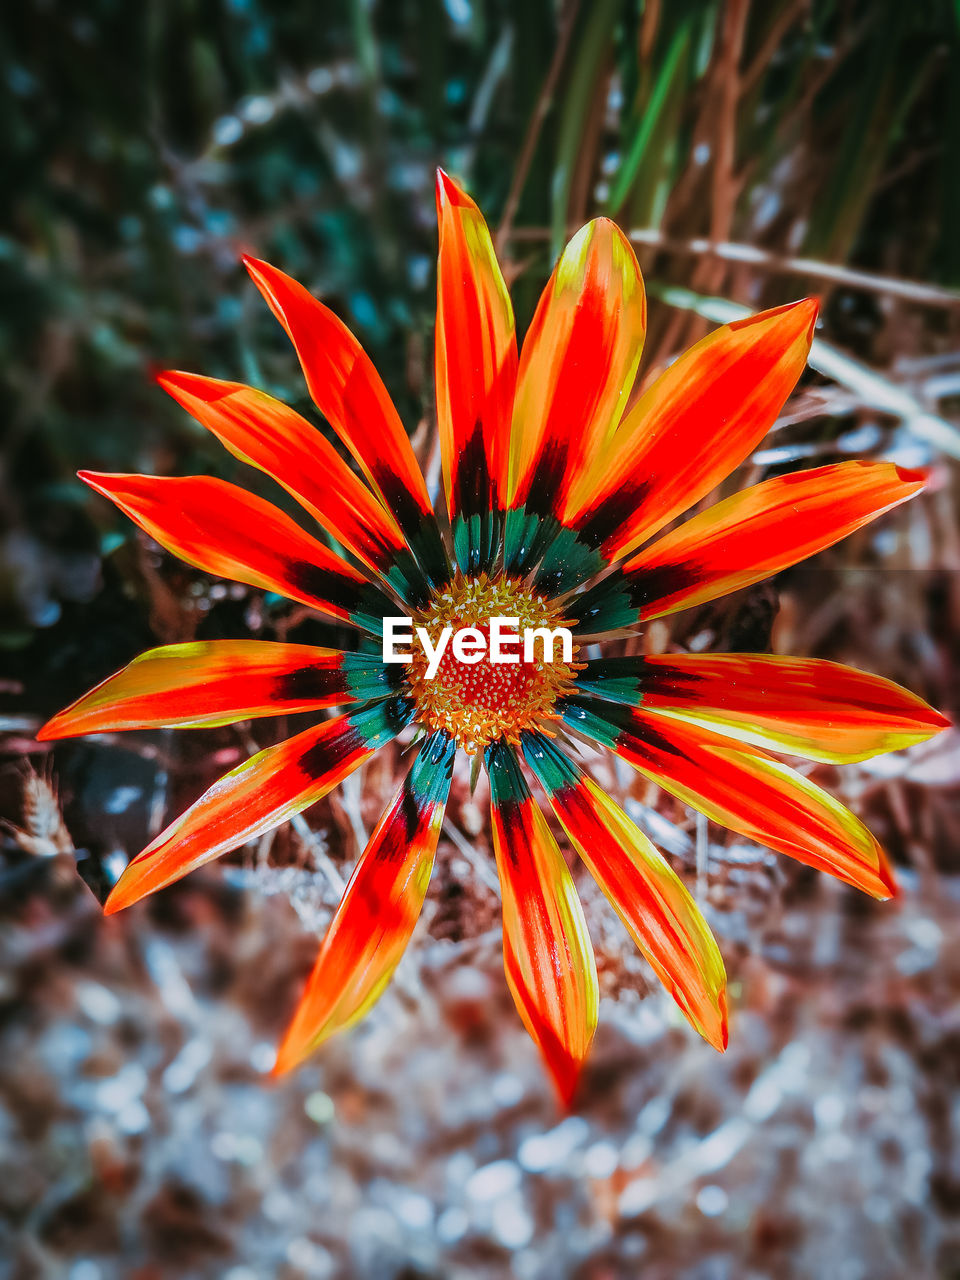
[40,172,948,1105]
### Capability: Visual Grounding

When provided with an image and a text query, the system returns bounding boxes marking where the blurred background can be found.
[1,1,959,1276]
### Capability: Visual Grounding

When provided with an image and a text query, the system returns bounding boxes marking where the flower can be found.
[40,171,948,1105]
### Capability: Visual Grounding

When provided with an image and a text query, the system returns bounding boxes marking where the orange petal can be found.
[573,461,926,633]
[103,698,412,913]
[522,733,727,1051]
[435,170,517,569]
[80,471,391,632]
[273,731,455,1074]
[157,372,425,602]
[487,743,598,1107]
[242,256,447,585]
[507,220,646,517]
[578,653,950,763]
[563,698,897,899]
[631,460,926,619]
[37,641,399,738]
[567,298,818,555]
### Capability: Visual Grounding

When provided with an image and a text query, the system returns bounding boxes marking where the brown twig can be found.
[739,0,809,100]
[638,0,661,63]
[651,0,750,363]
[495,0,580,257]
[505,226,960,310]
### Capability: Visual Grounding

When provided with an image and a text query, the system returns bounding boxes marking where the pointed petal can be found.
[569,298,819,557]
[435,171,517,573]
[504,221,645,574]
[577,653,950,763]
[573,462,926,633]
[522,733,726,1051]
[242,255,448,585]
[273,731,455,1073]
[80,471,392,633]
[157,372,427,603]
[103,698,413,914]
[486,743,598,1106]
[562,698,897,899]
[37,641,401,738]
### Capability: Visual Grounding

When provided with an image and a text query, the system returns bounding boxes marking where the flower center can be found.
[405,575,579,753]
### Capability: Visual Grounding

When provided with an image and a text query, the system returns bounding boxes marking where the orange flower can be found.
[40,172,948,1105]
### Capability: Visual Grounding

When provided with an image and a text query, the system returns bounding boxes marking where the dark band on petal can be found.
[373,465,449,588]
[274,665,349,703]
[485,739,528,839]
[576,478,654,551]
[286,561,392,631]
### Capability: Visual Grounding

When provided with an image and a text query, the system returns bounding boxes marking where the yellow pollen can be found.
[406,575,580,753]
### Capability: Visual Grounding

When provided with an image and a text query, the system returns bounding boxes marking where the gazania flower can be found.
[41,172,947,1105]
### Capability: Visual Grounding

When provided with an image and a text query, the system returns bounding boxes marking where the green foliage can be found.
[0,0,954,650]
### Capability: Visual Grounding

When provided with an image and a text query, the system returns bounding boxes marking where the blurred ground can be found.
[2,2,960,1277]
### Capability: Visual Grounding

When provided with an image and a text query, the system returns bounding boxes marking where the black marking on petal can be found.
[640,666,710,699]
[570,560,706,632]
[522,439,568,519]
[581,655,702,701]
[451,421,503,574]
[396,779,423,845]
[373,465,428,536]
[452,420,499,521]
[574,478,654,550]
[299,722,360,776]
[275,665,347,703]
[631,562,703,615]
[621,716,688,761]
[566,694,690,762]
[286,561,382,620]
[372,465,450,588]
[484,740,528,833]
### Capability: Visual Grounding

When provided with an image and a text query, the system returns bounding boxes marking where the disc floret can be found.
[406,575,580,752]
